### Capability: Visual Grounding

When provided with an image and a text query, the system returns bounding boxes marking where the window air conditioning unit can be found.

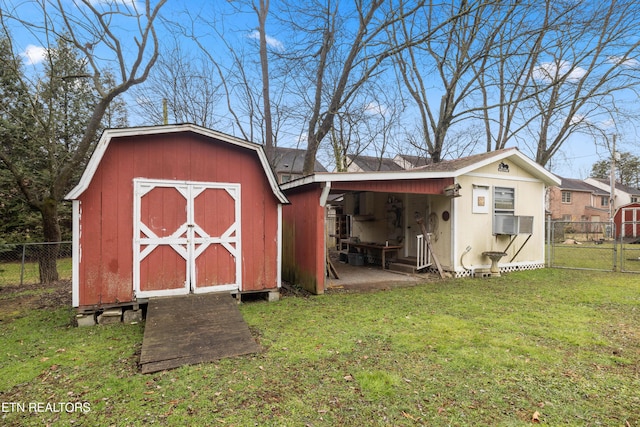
[518,216,534,234]
[493,215,534,235]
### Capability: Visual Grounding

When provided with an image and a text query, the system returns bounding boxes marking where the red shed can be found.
[66,125,288,310]
[614,202,640,239]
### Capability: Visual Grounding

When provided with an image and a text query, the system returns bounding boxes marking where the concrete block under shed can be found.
[76,313,96,327]
[123,309,143,324]
[97,308,122,325]
[268,290,280,302]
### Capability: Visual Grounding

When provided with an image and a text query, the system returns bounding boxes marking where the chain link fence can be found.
[620,221,640,273]
[0,241,72,286]
[547,220,616,271]
[547,219,640,273]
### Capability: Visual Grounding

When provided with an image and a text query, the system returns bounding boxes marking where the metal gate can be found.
[133,179,241,298]
[620,221,640,273]
[548,220,616,271]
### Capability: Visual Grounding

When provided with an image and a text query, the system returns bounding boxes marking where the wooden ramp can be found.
[140,293,260,374]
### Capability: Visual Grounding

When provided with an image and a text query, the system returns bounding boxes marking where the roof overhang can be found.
[65,124,289,204]
[280,170,454,190]
[281,148,561,191]
[451,148,561,187]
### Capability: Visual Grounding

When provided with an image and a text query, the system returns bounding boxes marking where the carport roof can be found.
[281,147,560,190]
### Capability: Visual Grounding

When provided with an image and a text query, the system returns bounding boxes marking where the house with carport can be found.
[281,148,560,294]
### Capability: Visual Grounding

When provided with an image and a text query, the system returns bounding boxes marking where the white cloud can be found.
[570,114,585,125]
[569,115,618,130]
[364,102,387,115]
[608,55,640,68]
[248,30,284,51]
[532,60,586,83]
[20,45,47,65]
[86,0,138,7]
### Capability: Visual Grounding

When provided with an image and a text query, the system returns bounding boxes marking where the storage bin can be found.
[348,253,365,266]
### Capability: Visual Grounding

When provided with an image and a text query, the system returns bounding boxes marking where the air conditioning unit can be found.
[494,215,518,235]
[493,215,534,235]
[518,216,534,234]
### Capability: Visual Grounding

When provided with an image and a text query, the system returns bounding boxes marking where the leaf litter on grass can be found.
[1,269,639,426]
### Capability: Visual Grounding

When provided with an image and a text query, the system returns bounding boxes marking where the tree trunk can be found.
[256,0,275,165]
[38,198,61,283]
[303,132,321,175]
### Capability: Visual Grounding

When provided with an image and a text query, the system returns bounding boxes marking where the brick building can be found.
[548,177,609,221]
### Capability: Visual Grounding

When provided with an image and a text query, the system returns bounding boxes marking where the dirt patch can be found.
[325,278,431,294]
[0,280,71,322]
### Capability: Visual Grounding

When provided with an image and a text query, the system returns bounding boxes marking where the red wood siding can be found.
[138,186,189,292]
[193,188,236,286]
[615,203,640,238]
[282,186,325,294]
[330,178,453,194]
[77,132,280,307]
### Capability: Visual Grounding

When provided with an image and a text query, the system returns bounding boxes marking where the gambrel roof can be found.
[66,124,289,203]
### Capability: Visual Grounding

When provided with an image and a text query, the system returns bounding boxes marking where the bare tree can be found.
[169,1,473,173]
[392,0,523,162]
[0,0,166,282]
[288,0,434,174]
[253,0,276,161]
[328,93,403,172]
[393,0,640,168]
[273,0,490,174]
[133,37,222,127]
[472,1,559,154]
[515,0,640,167]
[172,1,288,152]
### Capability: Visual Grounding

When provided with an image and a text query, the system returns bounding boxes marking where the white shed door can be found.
[133,179,242,298]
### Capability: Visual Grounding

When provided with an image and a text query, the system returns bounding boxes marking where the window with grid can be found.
[561,191,571,203]
[494,187,515,214]
[493,187,516,234]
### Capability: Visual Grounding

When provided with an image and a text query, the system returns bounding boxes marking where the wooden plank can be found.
[140,293,260,374]
[326,253,339,279]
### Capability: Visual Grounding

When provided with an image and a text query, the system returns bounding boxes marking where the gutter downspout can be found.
[320,182,331,291]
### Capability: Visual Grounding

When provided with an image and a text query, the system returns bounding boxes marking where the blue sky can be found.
[5,0,638,179]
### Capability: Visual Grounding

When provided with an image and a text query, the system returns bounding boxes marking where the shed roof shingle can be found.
[348,155,404,172]
[271,147,327,173]
[557,177,608,194]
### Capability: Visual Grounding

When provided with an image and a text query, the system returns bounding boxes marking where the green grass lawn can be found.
[549,241,640,272]
[0,258,72,287]
[1,269,639,426]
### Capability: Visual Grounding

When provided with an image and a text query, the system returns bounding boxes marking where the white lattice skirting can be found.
[431,263,547,278]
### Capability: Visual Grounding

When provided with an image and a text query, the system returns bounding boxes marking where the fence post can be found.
[613,222,618,272]
[546,215,551,267]
[20,243,26,286]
